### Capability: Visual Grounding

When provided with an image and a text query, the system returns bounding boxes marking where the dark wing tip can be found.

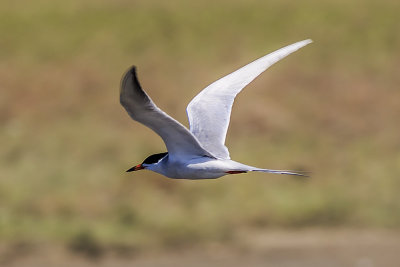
[120,65,149,109]
[119,65,154,120]
[120,65,137,95]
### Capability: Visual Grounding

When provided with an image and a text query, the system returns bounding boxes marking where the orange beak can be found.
[126,164,145,172]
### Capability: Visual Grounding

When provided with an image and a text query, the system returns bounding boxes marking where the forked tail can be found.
[251,169,309,177]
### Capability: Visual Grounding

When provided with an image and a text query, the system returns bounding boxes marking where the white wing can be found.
[187,39,312,159]
[120,66,215,161]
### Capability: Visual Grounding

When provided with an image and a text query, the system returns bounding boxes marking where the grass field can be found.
[1,0,400,259]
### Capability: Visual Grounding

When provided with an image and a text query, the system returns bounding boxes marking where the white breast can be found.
[155,157,246,179]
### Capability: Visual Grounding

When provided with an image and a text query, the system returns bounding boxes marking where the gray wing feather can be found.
[187,39,312,159]
[120,66,215,161]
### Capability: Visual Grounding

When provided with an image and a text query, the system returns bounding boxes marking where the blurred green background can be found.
[1,0,400,259]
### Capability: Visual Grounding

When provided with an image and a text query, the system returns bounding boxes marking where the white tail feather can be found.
[251,169,309,177]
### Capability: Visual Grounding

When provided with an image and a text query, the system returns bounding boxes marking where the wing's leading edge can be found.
[120,66,215,160]
[186,39,312,159]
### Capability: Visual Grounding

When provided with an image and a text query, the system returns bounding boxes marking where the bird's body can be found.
[142,153,304,179]
[148,155,239,179]
[143,154,264,179]
[120,39,312,179]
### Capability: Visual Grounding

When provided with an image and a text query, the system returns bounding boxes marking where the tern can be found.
[120,39,312,179]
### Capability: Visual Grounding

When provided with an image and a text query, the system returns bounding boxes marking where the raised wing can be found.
[120,66,215,161]
[187,39,312,159]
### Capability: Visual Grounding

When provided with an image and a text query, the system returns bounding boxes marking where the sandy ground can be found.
[1,229,400,267]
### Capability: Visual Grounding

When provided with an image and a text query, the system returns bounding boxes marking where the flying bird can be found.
[120,39,312,179]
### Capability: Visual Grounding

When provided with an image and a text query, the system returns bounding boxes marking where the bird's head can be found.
[126,152,168,172]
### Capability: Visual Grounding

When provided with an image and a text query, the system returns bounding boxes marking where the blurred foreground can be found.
[2,229,400,267]
[1,0,400,264]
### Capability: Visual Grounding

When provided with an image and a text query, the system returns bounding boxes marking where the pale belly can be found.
[159,158,250,179]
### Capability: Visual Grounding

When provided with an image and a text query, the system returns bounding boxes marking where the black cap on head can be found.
[142,152,168,164]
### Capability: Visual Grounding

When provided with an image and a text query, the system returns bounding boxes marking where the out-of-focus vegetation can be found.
[1,0,400,253]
